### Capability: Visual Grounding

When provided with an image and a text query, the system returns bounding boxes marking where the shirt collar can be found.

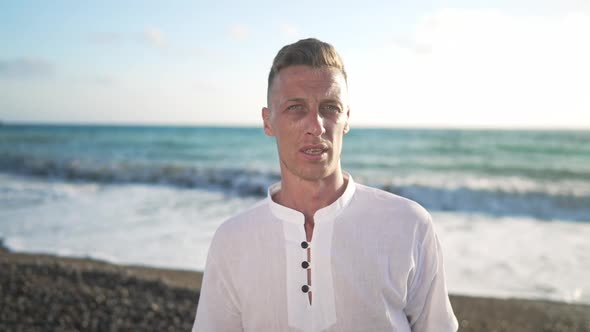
[267,172,356,224]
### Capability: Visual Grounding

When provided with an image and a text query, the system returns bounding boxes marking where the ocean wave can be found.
[0,155,279,196]
[1,155,589,221]
[381,184,590,222]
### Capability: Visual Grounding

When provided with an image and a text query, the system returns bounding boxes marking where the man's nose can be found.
[305,109,326,137]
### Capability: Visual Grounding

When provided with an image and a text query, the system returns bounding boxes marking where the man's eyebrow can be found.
[283,97,343,103]
[283,97,306,104]
[320,98,343,104]
[280,97,344,107]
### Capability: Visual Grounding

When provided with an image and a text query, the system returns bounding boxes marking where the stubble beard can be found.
[279,150,342,183]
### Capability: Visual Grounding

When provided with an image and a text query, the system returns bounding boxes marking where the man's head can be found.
[267,38,348,105]
[263,38,350,182]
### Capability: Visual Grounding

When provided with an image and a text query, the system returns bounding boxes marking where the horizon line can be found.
[2,120,589,131]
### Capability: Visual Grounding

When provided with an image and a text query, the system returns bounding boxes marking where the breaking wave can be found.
[1,154,589,222]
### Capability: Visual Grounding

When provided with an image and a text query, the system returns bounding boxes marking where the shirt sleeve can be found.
[404,216,458,332]
[192,231,242,331]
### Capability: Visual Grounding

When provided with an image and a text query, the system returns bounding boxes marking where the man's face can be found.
[262,65,350,182]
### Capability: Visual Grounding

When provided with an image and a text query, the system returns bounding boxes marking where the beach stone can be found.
[2,253,589,332]
[0,261,198,332]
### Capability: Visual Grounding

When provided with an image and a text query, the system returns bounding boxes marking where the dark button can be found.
[301,261,310,269]
[301,241,309,249]
[301,285,310,293]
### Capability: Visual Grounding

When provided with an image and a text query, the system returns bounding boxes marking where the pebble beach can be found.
[1,245,589,332]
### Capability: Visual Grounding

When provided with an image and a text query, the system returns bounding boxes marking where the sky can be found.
[1,0,589,128]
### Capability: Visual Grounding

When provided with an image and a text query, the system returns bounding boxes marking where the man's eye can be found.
[287,104,303,111]
[321,105,341,113]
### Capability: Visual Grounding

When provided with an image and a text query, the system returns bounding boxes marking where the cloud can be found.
[349,9,590,128]
[89,32,122,45]
[143,27,167,49]
[191,47,227,60]
[90,28,167,49]
[280,24,299,38]
[390,38,432,55]
[92,75,117,87]
[0,58,55,79]
[229,24,250,41]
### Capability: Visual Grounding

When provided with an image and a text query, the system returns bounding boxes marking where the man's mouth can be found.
[303,148,325,155]
[300,144,329,157]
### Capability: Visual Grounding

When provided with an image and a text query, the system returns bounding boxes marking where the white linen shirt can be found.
[193,174,458,332]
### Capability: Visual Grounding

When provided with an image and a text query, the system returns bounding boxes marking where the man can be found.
[193,38,458,331]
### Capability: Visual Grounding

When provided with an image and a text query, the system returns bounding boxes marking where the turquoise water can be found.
[1,124,589,304]
[1,125,589,220]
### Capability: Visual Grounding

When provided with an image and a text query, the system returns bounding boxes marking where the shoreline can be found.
[1,248,589,331]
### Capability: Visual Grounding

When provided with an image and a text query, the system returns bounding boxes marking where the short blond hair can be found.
[267,38,347,100]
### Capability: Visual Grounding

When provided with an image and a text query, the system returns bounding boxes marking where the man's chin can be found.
[294,167,339,182]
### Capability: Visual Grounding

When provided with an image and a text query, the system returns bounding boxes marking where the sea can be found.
[1,124,589,304]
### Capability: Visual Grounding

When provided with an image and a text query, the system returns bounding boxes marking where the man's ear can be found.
[262,107,275,136]
[343,107,350,134]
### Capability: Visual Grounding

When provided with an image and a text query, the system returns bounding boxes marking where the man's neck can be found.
[274,169,348,221]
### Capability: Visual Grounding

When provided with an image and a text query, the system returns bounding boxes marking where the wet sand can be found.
[1,247,588,332]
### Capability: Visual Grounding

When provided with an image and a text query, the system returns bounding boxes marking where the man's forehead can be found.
[274,65,345,85]
[271,66,347,100]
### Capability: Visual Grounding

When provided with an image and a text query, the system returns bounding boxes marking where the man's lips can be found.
[300,144,329,156]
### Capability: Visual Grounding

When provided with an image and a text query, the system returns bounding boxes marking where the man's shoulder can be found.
[206,198,272,259]
[352,182,432,226]
[213,197,271,237]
